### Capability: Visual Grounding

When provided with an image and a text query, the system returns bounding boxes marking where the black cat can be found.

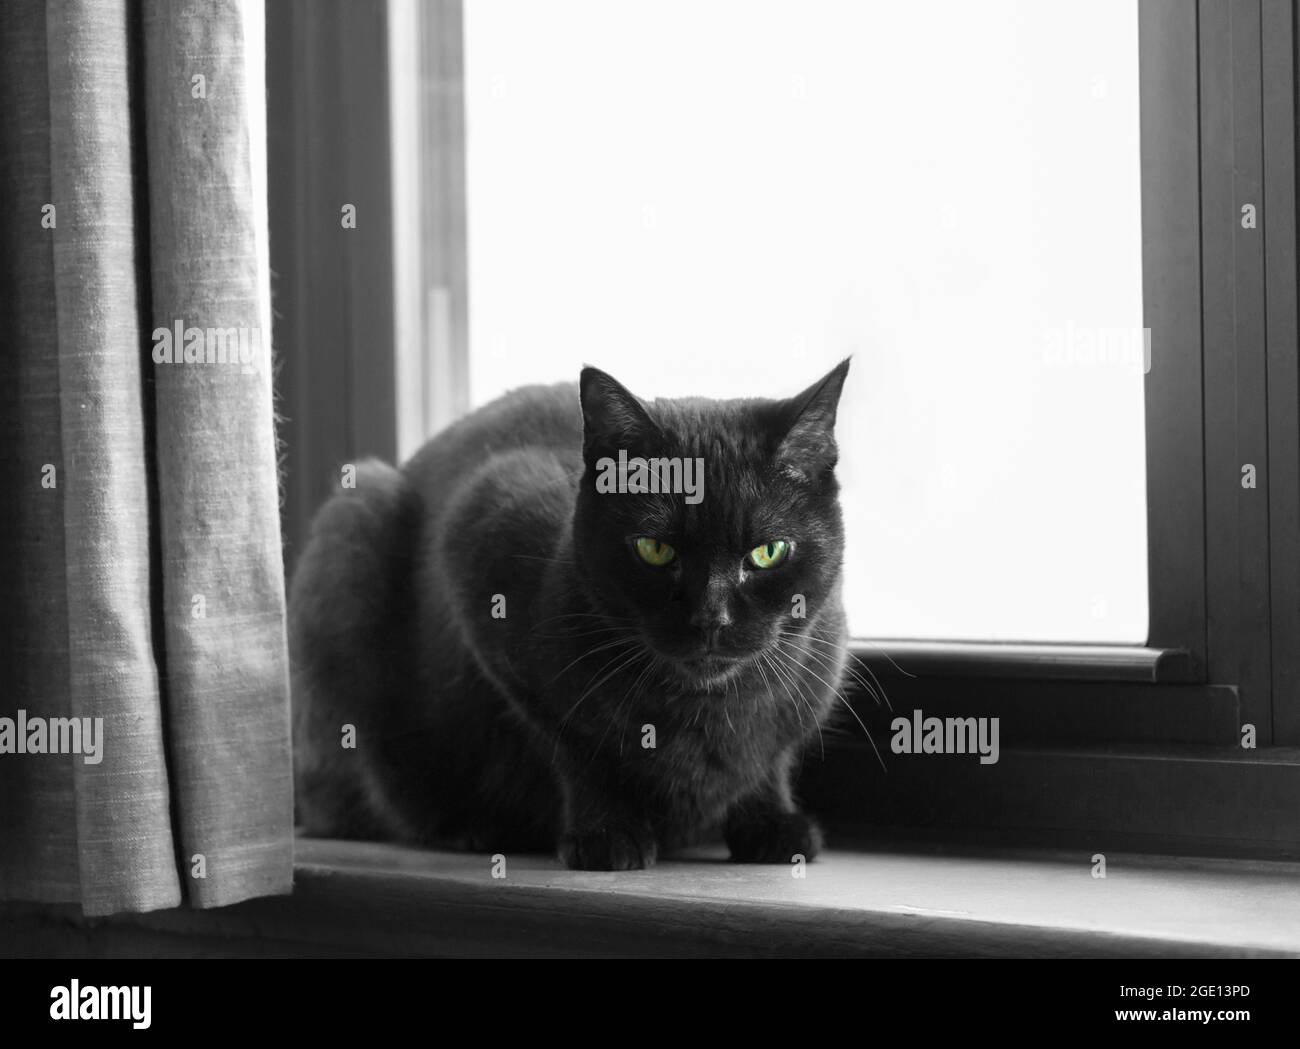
[289,361,852,870]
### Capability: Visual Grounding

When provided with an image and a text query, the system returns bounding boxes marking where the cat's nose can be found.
[688,569,733,650]
[690,609,732,651]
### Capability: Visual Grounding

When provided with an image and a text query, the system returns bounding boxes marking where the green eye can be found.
[748,540,790,569]
[634,537,676,566]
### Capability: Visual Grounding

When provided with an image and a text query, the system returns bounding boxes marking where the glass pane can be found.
[464,0,1147,643]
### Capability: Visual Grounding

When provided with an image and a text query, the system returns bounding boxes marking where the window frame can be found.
[269,0,1300,859]
[1136,0,1300,749]
[268,0,399,578]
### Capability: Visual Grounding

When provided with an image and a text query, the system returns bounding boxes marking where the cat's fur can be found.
[289,362,851,869]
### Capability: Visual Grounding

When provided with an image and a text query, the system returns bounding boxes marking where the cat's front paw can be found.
[559,822,658,871]
[725,810,824,864]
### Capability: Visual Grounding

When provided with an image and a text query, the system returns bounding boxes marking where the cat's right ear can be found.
[579,367,660,466]
[774,357,851,481]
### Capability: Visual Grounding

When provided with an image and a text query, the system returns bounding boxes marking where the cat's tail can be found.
[287,458,422,840]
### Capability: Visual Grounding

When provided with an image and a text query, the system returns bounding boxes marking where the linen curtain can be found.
[0,0,292,916]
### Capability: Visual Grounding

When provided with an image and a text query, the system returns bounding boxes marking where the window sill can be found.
[852,641,1195,684]
[6,838,1298,957]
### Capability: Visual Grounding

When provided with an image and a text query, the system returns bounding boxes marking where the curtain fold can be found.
[0,0,293,917]
[49,0,181,917]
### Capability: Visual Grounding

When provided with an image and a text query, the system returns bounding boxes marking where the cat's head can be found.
[572,361,850,687]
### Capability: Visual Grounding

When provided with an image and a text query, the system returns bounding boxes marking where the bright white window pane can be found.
[464,0,1147,643]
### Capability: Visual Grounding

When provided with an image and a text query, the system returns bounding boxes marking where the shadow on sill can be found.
[3,837,1299,958]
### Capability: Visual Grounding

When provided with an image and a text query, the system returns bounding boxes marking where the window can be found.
[268,0,1300,859]
[462,0,1147,643]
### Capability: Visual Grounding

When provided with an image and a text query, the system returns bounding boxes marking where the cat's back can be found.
[290,383,580,842]
[406,383,584,669]
[403,381,582,516]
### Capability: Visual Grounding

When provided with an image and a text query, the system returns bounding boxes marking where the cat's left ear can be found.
[579,366,662,467]
[775,358,851,481]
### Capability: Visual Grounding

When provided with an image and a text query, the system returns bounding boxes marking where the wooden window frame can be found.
[267,0,468,576]
[268,0,1300,860]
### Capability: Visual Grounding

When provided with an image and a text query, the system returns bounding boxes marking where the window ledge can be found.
[8,838,1297,958]
[852,641,1194,683]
